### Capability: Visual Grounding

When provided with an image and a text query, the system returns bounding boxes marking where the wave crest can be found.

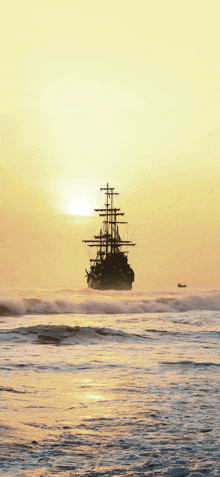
[0,291,219,316]
[2,325,147,345]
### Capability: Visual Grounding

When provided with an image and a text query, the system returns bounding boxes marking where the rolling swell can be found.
[162,360,220,367]
[0,292,220,316]
[0,324,149,345]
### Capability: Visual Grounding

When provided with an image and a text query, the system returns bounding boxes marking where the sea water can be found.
[0,287,220,476]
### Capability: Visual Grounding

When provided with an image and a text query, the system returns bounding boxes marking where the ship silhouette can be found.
[83,183,135,290]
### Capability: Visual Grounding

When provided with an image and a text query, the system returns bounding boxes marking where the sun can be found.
[69,197,91,215]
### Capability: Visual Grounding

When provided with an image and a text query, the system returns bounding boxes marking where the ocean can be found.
[0,287,220,477]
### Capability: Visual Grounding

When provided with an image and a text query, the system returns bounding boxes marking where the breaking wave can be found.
[0,291,220,316]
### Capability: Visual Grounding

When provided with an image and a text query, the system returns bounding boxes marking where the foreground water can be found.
[0,287,220,476]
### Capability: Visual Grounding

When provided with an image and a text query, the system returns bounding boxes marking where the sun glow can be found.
[69,197,91,215]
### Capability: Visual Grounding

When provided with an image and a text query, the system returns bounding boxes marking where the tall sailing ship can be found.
[83,183,135,290]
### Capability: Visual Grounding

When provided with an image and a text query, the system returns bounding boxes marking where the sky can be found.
[0,0,220,289]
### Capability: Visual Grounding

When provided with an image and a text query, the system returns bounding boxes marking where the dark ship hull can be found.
[83,184,135,291]
[88,275,133,291]
[86,253,134,290]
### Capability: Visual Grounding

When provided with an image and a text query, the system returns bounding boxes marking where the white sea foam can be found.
[0,291,220,476]
[0,288,219,315]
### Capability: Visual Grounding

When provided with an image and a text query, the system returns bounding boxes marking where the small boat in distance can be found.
[83,183,135,290]
[178,283,187,288]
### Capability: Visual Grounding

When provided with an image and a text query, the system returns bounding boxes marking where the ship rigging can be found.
[83,183,135,290]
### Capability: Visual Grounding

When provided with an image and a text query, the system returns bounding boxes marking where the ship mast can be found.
[82,183,135,258]
[100,183,119,256]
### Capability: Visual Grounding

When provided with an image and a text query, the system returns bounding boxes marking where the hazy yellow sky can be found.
[1,0,220,289]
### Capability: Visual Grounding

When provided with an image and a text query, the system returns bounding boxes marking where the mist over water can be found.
[0,287,220,476]
[1,287,220,316]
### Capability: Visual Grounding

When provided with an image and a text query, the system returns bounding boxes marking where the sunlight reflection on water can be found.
[0,308,220,475]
